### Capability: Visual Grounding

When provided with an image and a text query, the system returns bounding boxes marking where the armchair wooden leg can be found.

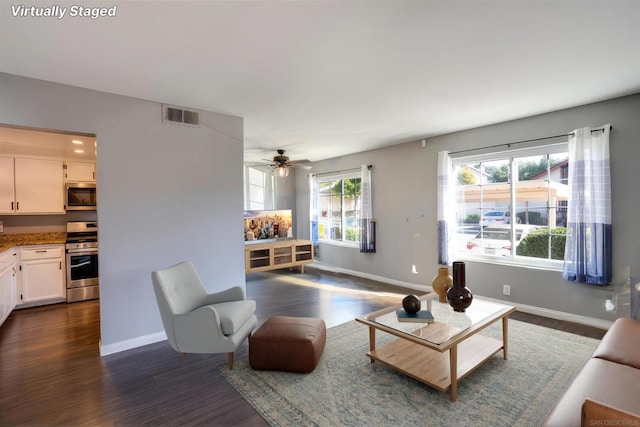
[181,352,186,362]
[228,352,234,370]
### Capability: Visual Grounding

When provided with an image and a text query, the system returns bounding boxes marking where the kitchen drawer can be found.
[20,246,63,261]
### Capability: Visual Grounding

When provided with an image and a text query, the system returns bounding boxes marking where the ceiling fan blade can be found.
[244,162,273,168]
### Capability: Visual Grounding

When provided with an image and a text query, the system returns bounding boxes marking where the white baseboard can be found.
[100,331,167,356]
[309,262,613,330]
[480,296,613,330]
[309,262,430,293]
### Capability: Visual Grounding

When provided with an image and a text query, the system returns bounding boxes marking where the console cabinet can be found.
[245,239,314,273]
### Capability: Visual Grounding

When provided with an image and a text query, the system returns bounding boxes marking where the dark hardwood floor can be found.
[0,267,606,425]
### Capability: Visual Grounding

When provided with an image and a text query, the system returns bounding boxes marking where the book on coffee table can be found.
[396,309,435,323]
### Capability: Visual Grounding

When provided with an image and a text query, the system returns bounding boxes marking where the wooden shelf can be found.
[273,246,293,265]
[294,243,312,262]
[368,334,504,393]
[245,239,314,273]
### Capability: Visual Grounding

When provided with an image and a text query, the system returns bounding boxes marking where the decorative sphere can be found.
[402,294,421,314]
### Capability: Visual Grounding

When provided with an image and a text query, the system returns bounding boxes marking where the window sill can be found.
[456,253,564,271]
[318,240,360,249]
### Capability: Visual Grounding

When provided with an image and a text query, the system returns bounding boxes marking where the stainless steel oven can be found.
[65,221,99,303]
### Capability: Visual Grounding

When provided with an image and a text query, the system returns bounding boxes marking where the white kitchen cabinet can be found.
[64,162,96,182]
[14,158,65,214]
[0,157,15,214]
[0,157,65,214]
[19,246,65,304]
[0,249,18,327]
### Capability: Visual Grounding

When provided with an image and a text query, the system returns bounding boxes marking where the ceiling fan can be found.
[265,149,312,177]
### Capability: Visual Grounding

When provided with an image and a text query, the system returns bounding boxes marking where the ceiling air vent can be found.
[162,104,200,127]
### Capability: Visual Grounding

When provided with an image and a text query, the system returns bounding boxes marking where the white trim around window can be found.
[452,141,569,270]
[314,168,361,248]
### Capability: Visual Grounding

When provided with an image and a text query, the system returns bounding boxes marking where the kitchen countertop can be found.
[0,232,67,253]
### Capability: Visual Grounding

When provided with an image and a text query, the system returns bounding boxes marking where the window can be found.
[316,171,362,245]
[453,144,569,267]
[243,165,275,210]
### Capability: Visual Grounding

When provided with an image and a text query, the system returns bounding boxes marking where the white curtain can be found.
[437,151,455,265]
[309,174,319,245]
[562,125,612,285]
[360,165,375,253]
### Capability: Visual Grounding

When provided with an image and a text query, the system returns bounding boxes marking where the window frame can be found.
[452,142,569,270]
[243,165,275,210]
[315,169,362,248]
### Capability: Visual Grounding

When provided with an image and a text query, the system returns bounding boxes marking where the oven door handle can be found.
[67,248,98,255]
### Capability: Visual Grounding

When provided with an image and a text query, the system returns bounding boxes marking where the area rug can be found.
[220,319,599,427]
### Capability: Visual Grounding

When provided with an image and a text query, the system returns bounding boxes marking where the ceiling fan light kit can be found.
[268,149,311,177]
[274,164,289,178]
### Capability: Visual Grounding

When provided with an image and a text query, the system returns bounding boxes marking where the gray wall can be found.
[0,73,244,352]
[297,93,640,324]
[275,170,296,215]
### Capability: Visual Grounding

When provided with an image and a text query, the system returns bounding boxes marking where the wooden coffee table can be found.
[356,293,515,401]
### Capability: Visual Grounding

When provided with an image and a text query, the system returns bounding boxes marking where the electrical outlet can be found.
[503,284,511,296]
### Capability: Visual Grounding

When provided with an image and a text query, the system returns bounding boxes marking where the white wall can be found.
[297,93,640,325]
[0,73,245,354]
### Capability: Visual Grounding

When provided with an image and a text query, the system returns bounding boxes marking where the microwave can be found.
[65,182,97,211]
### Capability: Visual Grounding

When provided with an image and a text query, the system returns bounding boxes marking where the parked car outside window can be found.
[480,210,521,227]
[466,225,537,256]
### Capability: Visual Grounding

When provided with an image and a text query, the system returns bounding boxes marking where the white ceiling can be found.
[1,1,640,164]
[0,126,97,160]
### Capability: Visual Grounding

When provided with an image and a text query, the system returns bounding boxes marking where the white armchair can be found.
[151,261,257,369]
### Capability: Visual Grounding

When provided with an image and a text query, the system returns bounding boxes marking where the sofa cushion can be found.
[212,300,257,335]
[592,318,640,370]
[543,358,640,426]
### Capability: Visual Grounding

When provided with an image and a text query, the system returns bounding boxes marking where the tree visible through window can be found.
[454,146,569,264]
[317,173,362,244]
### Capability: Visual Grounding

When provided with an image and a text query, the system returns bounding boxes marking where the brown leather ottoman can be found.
[249,316,327,373]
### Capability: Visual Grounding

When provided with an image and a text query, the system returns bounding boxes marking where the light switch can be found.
[0,220,3,233]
